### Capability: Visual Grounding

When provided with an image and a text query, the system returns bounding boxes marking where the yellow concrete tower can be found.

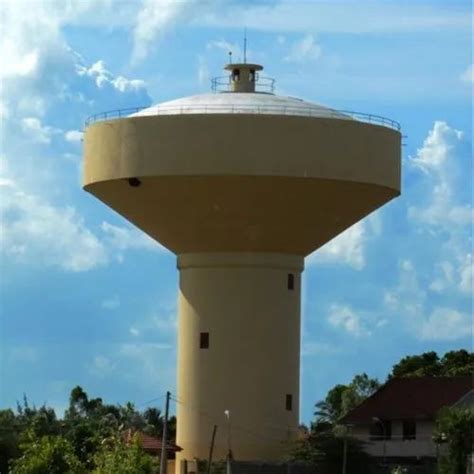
[83,62,401,466]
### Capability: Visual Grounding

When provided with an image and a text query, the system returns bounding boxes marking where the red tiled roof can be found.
[341,376,473,424]
[124,429,182,453]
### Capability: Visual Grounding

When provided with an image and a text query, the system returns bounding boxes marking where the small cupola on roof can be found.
[224,63,263,93]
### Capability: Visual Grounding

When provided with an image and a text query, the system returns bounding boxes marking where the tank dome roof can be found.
[130,92,351,120]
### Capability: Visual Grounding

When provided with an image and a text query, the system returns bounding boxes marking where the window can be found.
[369,420,392,440]
[232,69,240,81]
[403,420,416,440]
[200,332,209,349]
[286,394,292,411]
[287,273,295,290]
[249,69,255,82]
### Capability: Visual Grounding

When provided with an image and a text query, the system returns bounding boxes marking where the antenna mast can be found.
[243,28,247,63]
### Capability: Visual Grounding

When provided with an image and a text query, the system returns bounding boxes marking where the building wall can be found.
[175,253,303,464]
[351,421,438,459]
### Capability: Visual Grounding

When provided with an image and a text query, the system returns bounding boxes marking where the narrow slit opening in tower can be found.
[200,332,209,349]
[286,394,292,411]
[288,273,295,290]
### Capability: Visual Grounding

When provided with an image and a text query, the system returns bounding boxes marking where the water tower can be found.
[83,61,401,465]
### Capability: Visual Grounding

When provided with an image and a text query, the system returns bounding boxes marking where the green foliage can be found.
[314,384,348,423]
[390,350,474,378]
[440,350,474,376]
[434,407,474,474]
[314,373,380,424]
[2,387,169,473]
[10,435,85,474]
[290,423,372,473]
[92,433,156,474]
[0,409,22,473]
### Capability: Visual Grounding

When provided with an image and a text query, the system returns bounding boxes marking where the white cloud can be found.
[328,304,366,337]
[207,39,242,60]
[65,130,83,143]
[0,101,9,120]
[307,221,366,270]
[459,254,473,294]
[130,327,140,337]
[119,343,173,380]
[76,60,147,92]
[132,0,201,63]
[384,257,471,341]
[460,64,474,83]
[301,341,341,356]
[101,221,162,253]
[429,261,455,292]
[0,179,108,272]
[284,34,322,63]
[410,121,464,172]
[89,355,116,377]
[21,117,60,144]
[0,159,162,272]
[384,259,426,317]
[197,55,210,87]
[101,296,121,310]
[421,307,472,341]
[196,2,470,34]
[409,121,471,227]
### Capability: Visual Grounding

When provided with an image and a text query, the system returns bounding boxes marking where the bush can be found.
[10,435,85,474]
[92,432,157,474]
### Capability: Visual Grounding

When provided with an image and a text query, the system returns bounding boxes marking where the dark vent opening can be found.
[288,273,295,290]
[286,394,292,411]
[200,332,209,349]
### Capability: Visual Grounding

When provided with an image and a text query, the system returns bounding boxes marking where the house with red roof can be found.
[123,429,182,456]
[341,376,473,466]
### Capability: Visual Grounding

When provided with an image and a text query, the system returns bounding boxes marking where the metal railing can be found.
[85,105,400,131]
[211,76,275,93]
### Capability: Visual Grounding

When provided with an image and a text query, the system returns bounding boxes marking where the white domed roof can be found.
[130,92,352,120]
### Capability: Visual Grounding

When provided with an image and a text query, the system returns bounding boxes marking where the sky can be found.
[0,0,472,426]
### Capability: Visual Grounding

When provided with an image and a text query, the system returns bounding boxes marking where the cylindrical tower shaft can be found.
[175,253,303,462]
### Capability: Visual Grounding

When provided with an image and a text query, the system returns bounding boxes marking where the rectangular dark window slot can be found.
[286,394,292,411]
[200,332,209,349]
[402,420,416,440]
[287,273,295,290]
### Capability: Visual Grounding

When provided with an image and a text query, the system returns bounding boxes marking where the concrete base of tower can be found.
[175,253,304,467]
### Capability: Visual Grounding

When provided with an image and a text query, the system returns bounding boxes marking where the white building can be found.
[342,376,473,467]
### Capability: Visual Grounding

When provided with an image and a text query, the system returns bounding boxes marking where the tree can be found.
[341,373,379,416]
[390,351,441,378]
[389,350,474,379]
[314,384,348,424]
[10,435,85,474]
[0,409,22,473]
[440,350,474,376]
[290,423,372,473]
[92,432,156,474]
[433,407,474,474]
[314,374,380,425]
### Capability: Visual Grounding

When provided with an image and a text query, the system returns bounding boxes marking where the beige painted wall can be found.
[84,114,400,190]
[175,253,303,463]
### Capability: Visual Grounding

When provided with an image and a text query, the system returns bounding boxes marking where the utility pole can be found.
[207,425,218,474]
[342,436,348,474]
[160,391,170,474]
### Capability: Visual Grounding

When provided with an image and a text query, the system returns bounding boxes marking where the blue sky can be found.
[0,0,472,425]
